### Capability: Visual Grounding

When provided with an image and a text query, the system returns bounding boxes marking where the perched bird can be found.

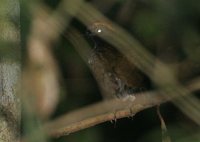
[87,22,149,99]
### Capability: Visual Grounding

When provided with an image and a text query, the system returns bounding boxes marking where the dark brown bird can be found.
[87,22,149,99]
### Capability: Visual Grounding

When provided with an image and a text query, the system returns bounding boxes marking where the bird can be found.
[86,22,149,99]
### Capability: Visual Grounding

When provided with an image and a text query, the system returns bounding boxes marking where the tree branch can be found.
[44,78,200,137]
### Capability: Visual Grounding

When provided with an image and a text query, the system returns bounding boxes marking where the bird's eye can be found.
[88,22,112,36]
[92,23,106,35]
[97,29,102,33]
[92,26,103,35]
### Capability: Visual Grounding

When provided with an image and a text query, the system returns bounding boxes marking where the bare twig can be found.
[157,106,171,142]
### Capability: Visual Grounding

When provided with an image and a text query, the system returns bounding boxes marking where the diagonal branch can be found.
[44,78,200,137]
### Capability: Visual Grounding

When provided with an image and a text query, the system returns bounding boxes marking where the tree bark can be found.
[0,0,20,141]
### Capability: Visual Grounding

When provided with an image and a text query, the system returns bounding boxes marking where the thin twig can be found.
[157,106,171,142]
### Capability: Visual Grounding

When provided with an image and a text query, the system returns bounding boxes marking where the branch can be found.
[44,78,200,137]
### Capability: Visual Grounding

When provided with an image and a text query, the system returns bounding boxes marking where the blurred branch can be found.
[22,0,84,120]
[186,77,200,92]
[65,27,118,99]
[44,77,200,137]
